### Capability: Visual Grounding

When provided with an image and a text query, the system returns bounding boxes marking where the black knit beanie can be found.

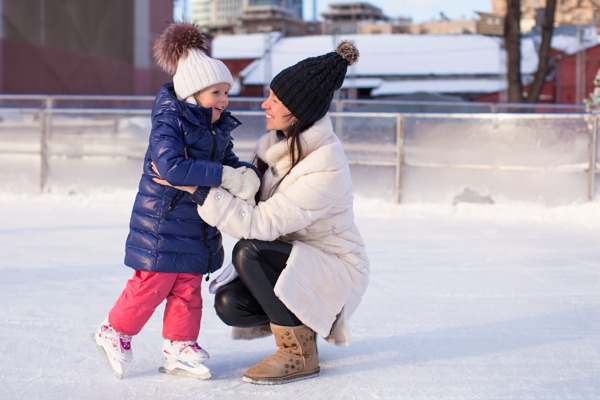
[270,41,359,126]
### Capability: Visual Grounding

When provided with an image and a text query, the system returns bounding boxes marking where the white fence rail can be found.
[0,97,597,205]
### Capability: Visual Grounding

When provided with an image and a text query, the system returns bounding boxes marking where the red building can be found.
[0,0,173,95]
[475,44,600,105]
[555,44,600,104]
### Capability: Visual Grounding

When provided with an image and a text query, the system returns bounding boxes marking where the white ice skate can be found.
[159,340,211,380]
[91,319,132,379]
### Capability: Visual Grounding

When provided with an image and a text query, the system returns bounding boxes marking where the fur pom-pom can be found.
[336,40,359,66]
[153,22,208,75]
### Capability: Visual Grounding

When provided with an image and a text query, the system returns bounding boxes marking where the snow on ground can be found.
[0,191,599,400]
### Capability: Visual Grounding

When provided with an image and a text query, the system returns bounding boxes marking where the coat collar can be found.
[153,83,240,133]
[256,114,334,175]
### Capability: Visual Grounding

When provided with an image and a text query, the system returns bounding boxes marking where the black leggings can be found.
[214,239,302,327]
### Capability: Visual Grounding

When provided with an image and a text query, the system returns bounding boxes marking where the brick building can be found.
[0,0,173,95]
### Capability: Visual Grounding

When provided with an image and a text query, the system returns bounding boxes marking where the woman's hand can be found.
[151,162,198,194]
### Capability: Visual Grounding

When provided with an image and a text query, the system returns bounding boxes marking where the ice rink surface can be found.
[0,192,598,399]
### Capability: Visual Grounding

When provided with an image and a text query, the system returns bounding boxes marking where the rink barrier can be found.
[0,97,596,204]
[0,94,588,113]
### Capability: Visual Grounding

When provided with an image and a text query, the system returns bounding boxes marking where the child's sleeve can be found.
[149,113,223,187]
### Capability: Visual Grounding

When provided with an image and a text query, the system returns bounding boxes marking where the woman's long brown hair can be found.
[253,119,313,202]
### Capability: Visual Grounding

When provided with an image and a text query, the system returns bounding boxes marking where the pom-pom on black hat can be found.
[270,40,359,127]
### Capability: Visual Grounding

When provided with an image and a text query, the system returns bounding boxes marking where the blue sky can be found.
[174,0,492,25]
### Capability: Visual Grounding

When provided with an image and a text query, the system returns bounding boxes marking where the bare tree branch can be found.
[526,0,557,103]
[504,0,524,103]
[504,0,557,103]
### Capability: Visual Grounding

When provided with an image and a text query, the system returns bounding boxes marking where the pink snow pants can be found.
[108,271,203,341]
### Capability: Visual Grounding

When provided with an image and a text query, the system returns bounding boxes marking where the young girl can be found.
[91,22,260,380]
[153,41,370,385]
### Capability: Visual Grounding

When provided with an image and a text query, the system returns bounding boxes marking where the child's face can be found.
[193,82,230,123]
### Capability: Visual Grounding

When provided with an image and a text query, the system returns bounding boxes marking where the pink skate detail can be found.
[165,340,209,362]
[99,323,132,362]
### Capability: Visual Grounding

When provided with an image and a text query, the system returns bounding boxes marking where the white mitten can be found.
[208,262,239,294]
[221,165,246,193]
[240,168,260,205]
[221,166,260,204]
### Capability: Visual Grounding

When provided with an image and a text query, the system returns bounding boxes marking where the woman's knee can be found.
[232,239,261,275]
[233,239,258,260]
[213,284,241,326]
[214,281,269,327]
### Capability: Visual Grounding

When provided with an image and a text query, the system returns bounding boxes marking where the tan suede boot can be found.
[242,323,320,385]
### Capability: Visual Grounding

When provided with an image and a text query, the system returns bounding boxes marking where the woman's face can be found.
[261,90,296,134]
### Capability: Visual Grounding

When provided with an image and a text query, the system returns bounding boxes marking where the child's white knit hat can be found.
[154,22,233,101]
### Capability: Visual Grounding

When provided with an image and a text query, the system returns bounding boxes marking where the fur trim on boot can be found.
[231,325,272,340]
[242,323,320,385]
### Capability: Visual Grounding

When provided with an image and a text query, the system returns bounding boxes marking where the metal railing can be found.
[0,95,596,204]
[0,94,588,113]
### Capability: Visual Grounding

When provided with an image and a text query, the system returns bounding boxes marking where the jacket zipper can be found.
[204,222,212,281]
[164,191,184,220]
[204,115,217,280]
[162,102,212,221]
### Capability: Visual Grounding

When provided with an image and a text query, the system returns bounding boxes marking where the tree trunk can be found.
[504,0,524,103]
[526,0,557,103]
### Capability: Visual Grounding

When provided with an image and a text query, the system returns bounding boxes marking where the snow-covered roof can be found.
[210,30,598,96]
[238,34,531,86]
[211,31,281,60]
[527,24,598,55]
[341,78,383,89]
[370,78,507,97]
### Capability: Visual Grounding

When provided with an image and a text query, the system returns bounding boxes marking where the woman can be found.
[153,41,370,385]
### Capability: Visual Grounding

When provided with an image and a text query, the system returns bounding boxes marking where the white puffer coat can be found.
[196,115,370,345]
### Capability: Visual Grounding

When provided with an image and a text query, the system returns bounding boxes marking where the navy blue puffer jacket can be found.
[124,83,255,275]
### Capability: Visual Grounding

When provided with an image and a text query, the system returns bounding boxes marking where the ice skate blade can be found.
[242,369,320,385]
[159,365,211,380]
[90,332,123,380]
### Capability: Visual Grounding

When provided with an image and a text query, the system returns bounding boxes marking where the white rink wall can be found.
[1,107,599,205]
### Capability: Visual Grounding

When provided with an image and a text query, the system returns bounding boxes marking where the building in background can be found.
[190,0,211,27]
[476,12,504,36]
[358,17,412,35]
[408,13,478,35]
[0,0,173,95]
[211,31,281,96]
[492,0,600,34]
[473,25,599,104]
[232,34,513,102]
[196,0,245,35]
[191,0,304,36]
[239,0,305,36]
[321,2,389,35]
[209,27,597,103]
